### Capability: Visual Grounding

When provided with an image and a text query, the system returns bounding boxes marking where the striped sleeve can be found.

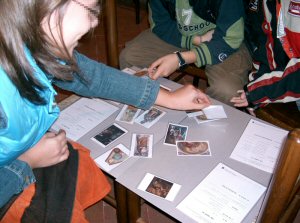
[245,58,300,105]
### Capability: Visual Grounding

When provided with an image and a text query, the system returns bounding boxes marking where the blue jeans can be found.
[0,160,35,208]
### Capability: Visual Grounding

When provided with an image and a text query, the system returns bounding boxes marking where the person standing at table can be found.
[119,0,252,105]
[230,0,300,109]
[0,0,210,221]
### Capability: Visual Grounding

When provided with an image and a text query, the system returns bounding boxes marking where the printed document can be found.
[230,119,288,173]
[177,163,266,223]
[52,98,118,141]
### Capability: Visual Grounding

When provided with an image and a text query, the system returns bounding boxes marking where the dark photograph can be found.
[146,177,173,198]
[92,124,127,147]
[164,123,188,146]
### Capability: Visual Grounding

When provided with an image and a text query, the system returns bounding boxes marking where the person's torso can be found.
[175,0,216,36]
[246,0,300,77]
[0,49,59,166]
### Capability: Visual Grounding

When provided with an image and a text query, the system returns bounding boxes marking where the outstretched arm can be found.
[156,84,211,110]
[55,52,210,111]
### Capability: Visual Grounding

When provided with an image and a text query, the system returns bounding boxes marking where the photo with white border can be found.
[176,141,211,156]
[94,144,130,172]
[135,107,166,128]
[138,173,181,201]
[116,105,141,124]
[91,123,128,147]
[164,123,188,146]
[130,133,153,158]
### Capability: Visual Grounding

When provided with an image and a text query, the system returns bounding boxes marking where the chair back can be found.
[104,0,119,68]
[259,128,300,223]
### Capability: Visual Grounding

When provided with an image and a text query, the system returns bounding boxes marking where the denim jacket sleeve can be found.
[53,52,160,110]
[0,160,35,208]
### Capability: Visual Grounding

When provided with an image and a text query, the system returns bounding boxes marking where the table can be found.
[59,77,281,223]
[74,78,187,222]
[116,95,272,222]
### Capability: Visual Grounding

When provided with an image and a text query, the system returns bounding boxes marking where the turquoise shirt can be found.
[0,49,59,166]
[0,51,160,207]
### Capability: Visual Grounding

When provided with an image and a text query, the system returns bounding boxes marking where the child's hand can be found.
[156,84,211,110]
[193,29,215,45]
[230,90,249,107]
[18,130,69,168]
[148,54,179,80]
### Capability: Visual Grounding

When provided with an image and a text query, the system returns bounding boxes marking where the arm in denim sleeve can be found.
[149,0,182,47]
[53,52,160,110]
[0,160,35,208]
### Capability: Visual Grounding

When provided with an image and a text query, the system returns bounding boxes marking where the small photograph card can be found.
[186,105,226,123]
[176,141,211,156]
[134,68,148,77]
[130,133,153,158]
[202,105,227,119]
[135,107,166,128]
[138,173,181,201]
[91,123,127,147]
[194,111,219,124]
[185,110,204,118]
[116,105,141,124]
[94,144,130,172]
[164,123,188,146]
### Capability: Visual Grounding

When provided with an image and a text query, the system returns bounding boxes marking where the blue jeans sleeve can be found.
[53,52,160,110]
[0,160,35,208]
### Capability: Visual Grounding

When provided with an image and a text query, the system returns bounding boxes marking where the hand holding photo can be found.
[164,123,188,146]
[130,133,153,158]
[94,144,130,172]
[176,141,211,156]
[138,173,181,201]
[116,105,141,124]
[91,123,127,147]
[135,107,166,128]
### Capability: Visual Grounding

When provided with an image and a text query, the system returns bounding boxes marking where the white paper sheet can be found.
[51,98,118,141]
[230,119,288,173]
[177,163,266,223]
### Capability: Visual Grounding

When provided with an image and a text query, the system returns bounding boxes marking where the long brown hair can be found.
[0,0,80,104]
